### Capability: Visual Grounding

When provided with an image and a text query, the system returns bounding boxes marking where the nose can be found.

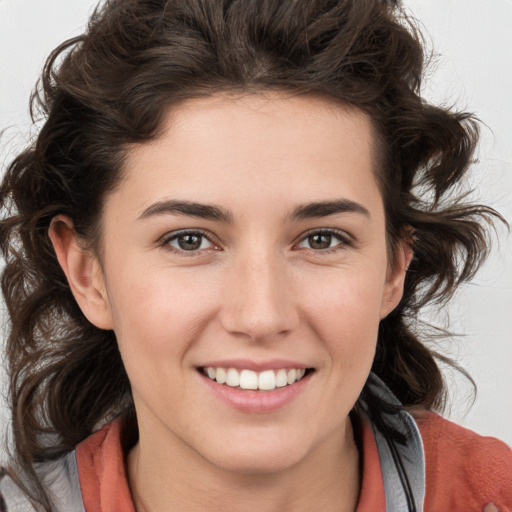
[219,250,300,342]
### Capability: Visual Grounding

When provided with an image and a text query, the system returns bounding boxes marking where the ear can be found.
[49,216,113,330]
[379,239,413,319]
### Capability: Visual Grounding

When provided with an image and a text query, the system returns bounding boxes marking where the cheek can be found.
[300,268,385,359]
[106,267,221,371]
[306,267,386,319]
[296,272,383,425]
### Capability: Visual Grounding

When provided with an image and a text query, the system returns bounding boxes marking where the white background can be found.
[0,0,511,455]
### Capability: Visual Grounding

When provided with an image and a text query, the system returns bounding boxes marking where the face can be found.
[61,94,409,475]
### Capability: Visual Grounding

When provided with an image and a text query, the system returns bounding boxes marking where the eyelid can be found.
[294,228,354,251]
[159,228,221,254]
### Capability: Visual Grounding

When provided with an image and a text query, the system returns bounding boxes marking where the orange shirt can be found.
[75,413,512,511]
[417,413,512,511]
[76,419,135,512]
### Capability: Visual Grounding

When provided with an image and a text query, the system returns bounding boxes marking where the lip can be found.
[198,365,314,414]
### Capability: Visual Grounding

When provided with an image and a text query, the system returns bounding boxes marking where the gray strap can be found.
[41,451,85,512]
[365,373,426,512]
[0,451,85,512]
[0,475,35,512]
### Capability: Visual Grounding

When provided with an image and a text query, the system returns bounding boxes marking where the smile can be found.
[202,367,308,391]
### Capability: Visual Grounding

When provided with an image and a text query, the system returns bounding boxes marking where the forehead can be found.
[153,93,377,165]
[114,93,381,218]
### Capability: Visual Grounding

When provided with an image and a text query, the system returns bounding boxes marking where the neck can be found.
[127,418,361,512]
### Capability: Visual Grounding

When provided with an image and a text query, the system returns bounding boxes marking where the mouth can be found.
[199,366,314,391]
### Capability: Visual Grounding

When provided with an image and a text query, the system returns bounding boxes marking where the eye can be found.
[296,230,351,251]
[161,230,216,253]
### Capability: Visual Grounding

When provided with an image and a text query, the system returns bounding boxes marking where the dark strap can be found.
[0,468,8,512]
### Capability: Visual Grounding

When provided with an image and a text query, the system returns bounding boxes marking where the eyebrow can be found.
[138,200,233,223]
[137,198,370,223]
[290,199,370,220]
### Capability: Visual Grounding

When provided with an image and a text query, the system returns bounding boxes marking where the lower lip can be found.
[199,371,312,414]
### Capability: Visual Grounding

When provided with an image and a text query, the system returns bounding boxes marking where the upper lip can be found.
[198,359,311,372]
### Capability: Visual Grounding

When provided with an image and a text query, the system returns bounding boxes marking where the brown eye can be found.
[177,234,203,250]
[308,233,333,250]
[297,230,350,251]
[164,231,214,252]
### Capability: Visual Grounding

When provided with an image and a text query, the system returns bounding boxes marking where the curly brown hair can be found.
[0,0,502,509]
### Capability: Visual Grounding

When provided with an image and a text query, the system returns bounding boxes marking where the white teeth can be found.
[239,369,258,390]
[275,369,288,387]
[216,367,227,384]
[204,366,308,391]
[286,369,297,385]
[258,370,276,391]
[226,368,240,387]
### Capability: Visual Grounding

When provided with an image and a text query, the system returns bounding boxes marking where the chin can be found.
[211,450,305,475]
[200,434,310,475]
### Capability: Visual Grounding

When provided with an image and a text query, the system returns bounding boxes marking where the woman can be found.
[0,0,511,510]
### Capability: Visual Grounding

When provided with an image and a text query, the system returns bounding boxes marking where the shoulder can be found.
[415,412,512,510]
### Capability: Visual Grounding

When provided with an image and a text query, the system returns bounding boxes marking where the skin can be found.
[50,93,413,511]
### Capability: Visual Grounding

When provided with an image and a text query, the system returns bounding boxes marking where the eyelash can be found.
[158,228,353,256]
[159,229,219,255]
[295,228,353,253]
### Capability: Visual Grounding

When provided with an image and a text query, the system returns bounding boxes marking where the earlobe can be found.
[48,216,113,330]
[379,240,413,319]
